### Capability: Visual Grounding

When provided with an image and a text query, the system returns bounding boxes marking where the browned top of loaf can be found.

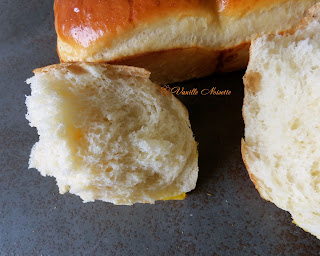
[54,0,288,49]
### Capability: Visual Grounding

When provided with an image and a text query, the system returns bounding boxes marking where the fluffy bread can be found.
[242,3,320,239]
[25,63,198,205]
[54,0,318,84]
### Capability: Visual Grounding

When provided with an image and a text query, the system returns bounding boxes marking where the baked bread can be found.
[25,63,198,205]
[242,3,320,239]
[54,0,318,84]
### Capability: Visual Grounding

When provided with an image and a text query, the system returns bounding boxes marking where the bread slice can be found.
[242,3,320,239]
[54,0,318,84]
[25,63,198,205]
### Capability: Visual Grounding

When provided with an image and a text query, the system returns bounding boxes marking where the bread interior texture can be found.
[242,8,320,238]
[26,63,198,205]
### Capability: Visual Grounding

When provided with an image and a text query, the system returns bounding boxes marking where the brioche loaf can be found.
[242,3,320,239]
[25,63,198,205]
[54,0,318,84]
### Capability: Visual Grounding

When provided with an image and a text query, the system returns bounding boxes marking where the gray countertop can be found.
[1,1,319,255]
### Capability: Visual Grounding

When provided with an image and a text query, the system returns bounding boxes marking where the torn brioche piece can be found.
[26,63,198,205]
[54,0,318,84]
[242,3,320,239]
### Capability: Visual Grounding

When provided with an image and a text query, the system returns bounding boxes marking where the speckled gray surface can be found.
[1,1,320,255]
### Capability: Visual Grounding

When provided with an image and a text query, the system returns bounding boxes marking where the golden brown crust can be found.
[54,0,317,84]
[219,0,290,15]
[54,0,213,50]
[54,0,296,52]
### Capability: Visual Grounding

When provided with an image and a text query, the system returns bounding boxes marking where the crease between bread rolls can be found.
[25,62,199,205]
[55,0,318,84]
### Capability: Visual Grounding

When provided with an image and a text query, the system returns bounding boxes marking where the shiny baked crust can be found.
[54,0,318,84]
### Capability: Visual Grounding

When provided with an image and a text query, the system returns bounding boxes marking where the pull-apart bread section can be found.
[242,3,320,239]
[26,63,198,205]
[54,0,319,84]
